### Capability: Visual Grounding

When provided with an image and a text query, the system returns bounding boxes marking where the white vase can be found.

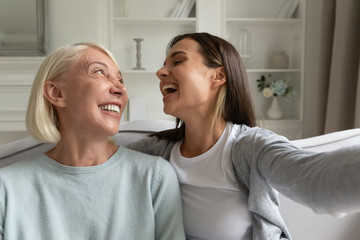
[268,50,289,69]
[267,97,283,119]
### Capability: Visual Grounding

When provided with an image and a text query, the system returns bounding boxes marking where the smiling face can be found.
[50,47,127,138]
[157,38,220,121]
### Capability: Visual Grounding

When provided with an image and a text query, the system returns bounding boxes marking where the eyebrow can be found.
[163,51,186,66]
[171,51,186,58]
[86,61,122,77]
[86,61,107,69]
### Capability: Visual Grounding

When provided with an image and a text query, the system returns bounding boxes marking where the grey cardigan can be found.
[127,124,360,240]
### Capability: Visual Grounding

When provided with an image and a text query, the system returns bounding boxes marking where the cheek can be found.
[183,73,212,95]
[122,94,128,112]
[68,87,92,104]
[62,78,87,96]
[66,84,103,111]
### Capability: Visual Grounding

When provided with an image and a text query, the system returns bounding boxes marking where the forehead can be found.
[68,47,121,78]
[169,38,200,55]
[80,48,114,65]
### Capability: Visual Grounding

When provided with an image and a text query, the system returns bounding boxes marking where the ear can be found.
[43,81,66,107]
[212,66,226,88]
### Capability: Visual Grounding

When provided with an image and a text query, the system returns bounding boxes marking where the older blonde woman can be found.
[0,42,185,240]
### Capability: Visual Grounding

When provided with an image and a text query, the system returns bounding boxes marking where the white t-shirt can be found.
[170,122,252,240]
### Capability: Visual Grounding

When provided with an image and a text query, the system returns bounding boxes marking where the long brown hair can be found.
[153,32,257,141]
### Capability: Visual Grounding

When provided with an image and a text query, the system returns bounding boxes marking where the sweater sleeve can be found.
[152,158,185,240]
[236,127,360,216]
[126,136,174,161]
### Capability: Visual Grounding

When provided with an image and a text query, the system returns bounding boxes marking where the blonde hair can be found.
[212,83,227,129]
[26,42,118,143]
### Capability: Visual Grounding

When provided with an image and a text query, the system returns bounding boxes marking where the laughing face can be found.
[55,47,127,138]
[157,38,219,121]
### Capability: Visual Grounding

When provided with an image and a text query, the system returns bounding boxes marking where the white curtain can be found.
[323,0,360,133]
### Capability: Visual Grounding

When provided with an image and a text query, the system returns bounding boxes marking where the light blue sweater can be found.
[0,146,185,240]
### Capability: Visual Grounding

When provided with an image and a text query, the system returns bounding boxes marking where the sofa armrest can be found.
[291,128,360,152]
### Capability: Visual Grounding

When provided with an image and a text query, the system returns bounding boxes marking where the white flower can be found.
[256,74,294,100]
[262,87,273,98]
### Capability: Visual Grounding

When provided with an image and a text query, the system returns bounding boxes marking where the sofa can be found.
[1,119,360,239]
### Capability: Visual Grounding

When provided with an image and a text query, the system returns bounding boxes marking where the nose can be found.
[156,65,168,80]
[109,77,127,97]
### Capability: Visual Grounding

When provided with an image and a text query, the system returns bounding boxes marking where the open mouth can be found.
[98,104,120,114]
[162,84,178,95]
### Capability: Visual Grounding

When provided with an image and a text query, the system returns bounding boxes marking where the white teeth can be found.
[99,104,120,113]
[162,84,178,94]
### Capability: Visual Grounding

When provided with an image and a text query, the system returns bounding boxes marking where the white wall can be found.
[0,0,111,144]
[46,0,110,51]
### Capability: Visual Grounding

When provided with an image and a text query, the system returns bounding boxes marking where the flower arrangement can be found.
[256,74,294,99]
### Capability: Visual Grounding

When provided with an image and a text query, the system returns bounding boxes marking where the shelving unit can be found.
[111,20,196,71]
[110,0,196,72]
[109,0,196,121]
[110,0,306,139]
[223,0,305,139]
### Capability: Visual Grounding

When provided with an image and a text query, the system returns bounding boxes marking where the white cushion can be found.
[291,128,360,152]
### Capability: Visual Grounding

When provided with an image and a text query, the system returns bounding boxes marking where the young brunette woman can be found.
[128,32,360,240]
[0,42,185,240]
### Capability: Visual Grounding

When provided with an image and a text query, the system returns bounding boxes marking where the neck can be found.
[180,117,226,158]
[46,135,118,167]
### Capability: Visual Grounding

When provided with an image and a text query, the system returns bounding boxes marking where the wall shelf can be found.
[114,17,196,27]
[226,18,302,27]
[246,69,301,73]
[110,0,306,139]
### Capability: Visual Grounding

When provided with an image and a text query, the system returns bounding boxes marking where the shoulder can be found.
[126,136,176,160]
[231,124,290,148]
[120,146,176,176]
[120,147,178,192]
[0,154,42,177]
[231,123,280,137]
[229,124,294,168]
[0,155,44,195]
[127,135,175,150]
[121,146,165,163]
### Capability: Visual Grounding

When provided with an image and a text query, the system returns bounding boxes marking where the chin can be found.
[163,109,174,117]
[163,105,174,115]
[163,106,181,119]
[102,123,120,137]
[110,126,120,135]
[108,129,118,136]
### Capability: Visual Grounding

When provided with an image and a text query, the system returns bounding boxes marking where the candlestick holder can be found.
[132,38,145,70]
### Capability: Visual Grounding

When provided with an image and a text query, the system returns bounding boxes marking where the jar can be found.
[268,50,289,69]
[237,29,251,59]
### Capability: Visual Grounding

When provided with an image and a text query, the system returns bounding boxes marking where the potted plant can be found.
[256,74,294,119]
